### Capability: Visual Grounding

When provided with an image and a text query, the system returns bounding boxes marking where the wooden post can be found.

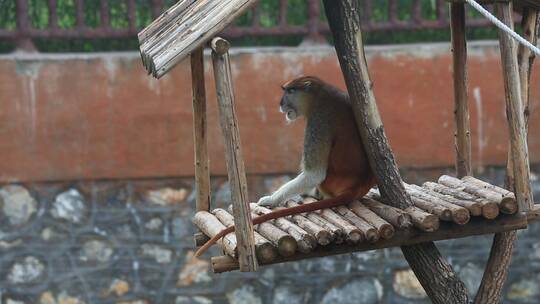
[322,1,469,303]
[211,37,258,272]
[190,47,211,212]
[450,2,472,178]
[474,6,538,304]
[495,3,534,213]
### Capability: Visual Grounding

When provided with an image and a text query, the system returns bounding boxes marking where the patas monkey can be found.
[195,76,375,257]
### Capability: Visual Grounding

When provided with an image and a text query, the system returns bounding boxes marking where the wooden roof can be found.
[138,0,540,78]
[138,0,257,78]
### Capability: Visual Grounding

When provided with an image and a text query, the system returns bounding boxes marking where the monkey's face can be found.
[279,87,311,122]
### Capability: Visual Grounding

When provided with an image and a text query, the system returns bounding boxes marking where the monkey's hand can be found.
[257,195,282,208]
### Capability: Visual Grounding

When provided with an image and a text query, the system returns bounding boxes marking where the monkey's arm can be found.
[194,191,354,257]
[258,119,332,207]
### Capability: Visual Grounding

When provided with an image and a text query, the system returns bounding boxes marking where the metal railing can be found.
[0,0,496,51]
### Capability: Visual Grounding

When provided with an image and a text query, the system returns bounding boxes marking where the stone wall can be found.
[0,168,539,304]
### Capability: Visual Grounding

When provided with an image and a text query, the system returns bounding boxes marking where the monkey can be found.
[195,76,376,257]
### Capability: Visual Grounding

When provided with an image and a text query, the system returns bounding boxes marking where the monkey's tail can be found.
[194,191,356,257]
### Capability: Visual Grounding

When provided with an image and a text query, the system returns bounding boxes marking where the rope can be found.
[464,0,540,57]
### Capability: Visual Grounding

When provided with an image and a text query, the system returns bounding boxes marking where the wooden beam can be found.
[496,3,534,213]
[322,1,470,303]
[211,37,257,272]
[450,2,472,178]
[474,6,538,303]
[211,213,527,273]
[190,47,211,212]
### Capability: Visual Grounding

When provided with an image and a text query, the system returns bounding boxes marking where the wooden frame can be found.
[141,0,539,300]
[210,37,258,272]
[211,213,529,273]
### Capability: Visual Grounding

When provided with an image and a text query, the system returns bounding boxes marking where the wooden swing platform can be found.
[193,175,538,273]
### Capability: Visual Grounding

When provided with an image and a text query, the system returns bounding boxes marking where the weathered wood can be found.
[362,197,413,229]
[334,206,379,243]
[518,8,539,127]
[349,201,394,239]
[139,0,258,77]
[211,213,527,273]
[423,182,498,219]
[405,206,441,232]
[406,184,470,225]
[250,203,317,253]
[190,47,211,212]
[211,40,257,271]
[421,184,482,217]
[210,37,230,55]
[212,209,278,263]
[192,211,237,258]
[527,204,540,222]
[194,232,209,246]
[288,213,333,246]
[288,200,344,244]
[462,176,518,214]
[251,211,297,258]
[475,6,538,303]
[323,1,469,301]
[439,175,517,215]
[318,208,364,243]
[409,193,453,222]
[370,189,439,232]
[495,2,534,213]
[450,2,472,178]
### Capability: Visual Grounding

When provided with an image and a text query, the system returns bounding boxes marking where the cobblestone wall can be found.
[0,167,539,304]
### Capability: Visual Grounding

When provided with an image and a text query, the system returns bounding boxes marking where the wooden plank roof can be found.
[138,0,257,78]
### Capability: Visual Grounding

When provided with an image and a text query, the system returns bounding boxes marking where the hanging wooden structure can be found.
[138,0,539,303]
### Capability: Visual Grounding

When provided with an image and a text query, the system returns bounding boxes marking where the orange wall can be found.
[0,41,539,182]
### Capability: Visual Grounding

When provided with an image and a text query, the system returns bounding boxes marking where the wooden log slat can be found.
[250,203,316,253]
[334,206,379,243]
[420,183,482,217]
[405,206,440,232]
[194,232,209,246]
[288,213,333,246]
[439,175,517,214]
[318,208,364,243]
[212,209,278,263]
[192,211,237,258]
[411,194,452,221]
[288,200,345,244]
[224,205,296,257]
[211,213,528,273]
[369,189,439,232]
[211,38,257,271]
[362,197,413,229]
[461,176,518,214]
[349,201,394,239]
[423,182,499,219]
[406,184,470,225]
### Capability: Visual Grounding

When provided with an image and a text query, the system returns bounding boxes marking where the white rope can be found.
[464,0,540,57]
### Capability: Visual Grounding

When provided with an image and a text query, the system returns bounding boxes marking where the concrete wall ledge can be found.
[0,41,538,182]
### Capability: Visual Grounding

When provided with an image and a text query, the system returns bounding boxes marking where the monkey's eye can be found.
[287,88,296,94]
